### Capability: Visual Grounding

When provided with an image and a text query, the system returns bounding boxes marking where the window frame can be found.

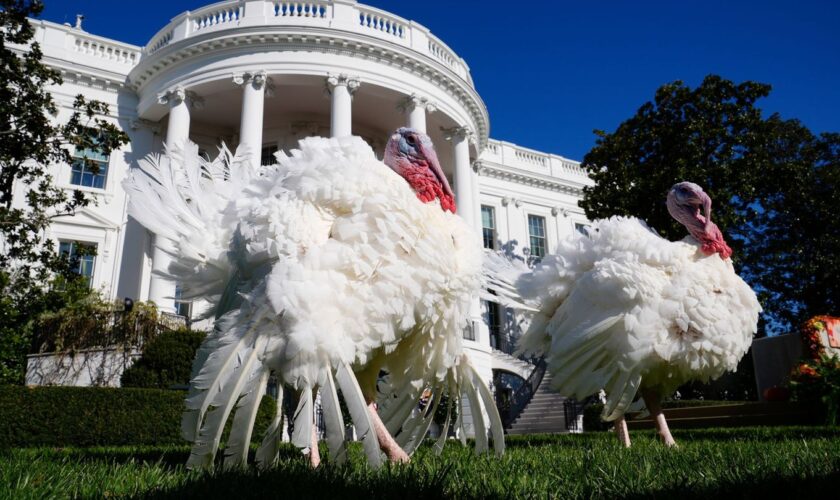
[480,205,497,250]
[527,214,547,264]
[58,240,97,287]
[174,282,193,321]
[69,134,111,190]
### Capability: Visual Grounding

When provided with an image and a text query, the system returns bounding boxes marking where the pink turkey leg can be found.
[642,389,676,447]
[614,415,631,448]
[309,419,321,468]
[367,401,410,463]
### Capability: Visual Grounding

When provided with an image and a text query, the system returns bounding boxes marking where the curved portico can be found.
[129,0,488,317]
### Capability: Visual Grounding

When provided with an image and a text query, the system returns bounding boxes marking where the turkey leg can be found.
[308,419,321,467]
[367,401,410,463]
[641,389,676,447]
[614,415,631,448]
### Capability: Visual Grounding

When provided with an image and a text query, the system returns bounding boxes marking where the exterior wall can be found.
[16,1,592,434]
[26,348,141,387]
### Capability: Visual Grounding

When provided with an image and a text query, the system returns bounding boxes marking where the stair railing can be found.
[563,395,598,432]
[503,357,546,429]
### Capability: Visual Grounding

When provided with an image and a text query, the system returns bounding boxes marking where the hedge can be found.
[121,329,207,389]
[0,385,274,448]
[583,400,741,432]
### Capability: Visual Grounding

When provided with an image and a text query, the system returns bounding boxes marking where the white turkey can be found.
[488,182,760,447]
[122,128,504,469]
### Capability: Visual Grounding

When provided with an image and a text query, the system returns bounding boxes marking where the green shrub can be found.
[583,404,609,432]
[582,400,741,432]
[790,354,840,425]
[0,385,274,448]
[121,329,206,389]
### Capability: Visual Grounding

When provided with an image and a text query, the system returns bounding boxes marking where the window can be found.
[575,223,591,236]
[70,138,109,189]
[483,299,502,349]
[261,145,279,166]
[527,214,547,264]
[58,241,96,286]
[174,283,193,320]
[463,320,476,341]
[481,205,496,250]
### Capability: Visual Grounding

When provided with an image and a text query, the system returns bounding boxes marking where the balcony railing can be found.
[143,0,472,84]
[482,139,589,178]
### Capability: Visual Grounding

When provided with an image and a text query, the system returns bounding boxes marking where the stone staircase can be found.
[507,374,571,435]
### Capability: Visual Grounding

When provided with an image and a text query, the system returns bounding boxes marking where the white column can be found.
[326,74,360,138]
[400,94,436,133]
[148,87,197,313]
[233,70,270,167]
[471,161,484,232]
[160,87,191,150]
[444,126,475,228]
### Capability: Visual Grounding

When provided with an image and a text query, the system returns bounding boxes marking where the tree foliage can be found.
[580,75,839,335]
[0,0,129,383]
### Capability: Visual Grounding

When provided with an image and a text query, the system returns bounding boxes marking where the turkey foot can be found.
[614,415,631,448]
[367,402,410,463]
[641,389,676,447]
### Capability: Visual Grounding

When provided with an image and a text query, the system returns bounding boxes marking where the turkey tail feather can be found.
[255,383,285,468]
[471,364,505,456]
[335,361,383,468]
[186,335,266,469]
[321,369,348,464]
[433,390,453,456]
[290,389,314,450]
[223,367,269,469]
[461,365,488,453]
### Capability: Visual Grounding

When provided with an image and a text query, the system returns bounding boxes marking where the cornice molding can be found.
[479,162,587,196]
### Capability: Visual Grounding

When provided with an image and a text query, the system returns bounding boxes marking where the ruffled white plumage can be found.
[123,136,501,468]
[506,216,761,420]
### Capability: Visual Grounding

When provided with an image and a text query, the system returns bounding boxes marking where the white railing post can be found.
[330,0,360,30]
[170,12,191,42]
[408,21,429,53]
[241,0,269,27]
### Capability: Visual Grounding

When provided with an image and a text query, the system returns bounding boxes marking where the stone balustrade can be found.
[482,139,589,179]
[19,22,142,75]
[143,0,471,84]
[72,36,140,65]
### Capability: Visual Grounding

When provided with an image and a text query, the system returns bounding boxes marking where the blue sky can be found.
[40,1,839,160]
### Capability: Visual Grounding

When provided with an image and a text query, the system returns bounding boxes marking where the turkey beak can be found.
[417,138,454,199]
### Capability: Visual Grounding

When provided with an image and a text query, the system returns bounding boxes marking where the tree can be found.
[580,75,838,336]
[0,0,129,383]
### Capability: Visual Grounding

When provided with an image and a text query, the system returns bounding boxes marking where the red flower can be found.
[797,364,819,378]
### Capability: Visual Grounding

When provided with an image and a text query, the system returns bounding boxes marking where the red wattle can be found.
[403,164,457,213]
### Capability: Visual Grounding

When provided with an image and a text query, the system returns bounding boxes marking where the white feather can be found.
[124,135,505,467]
[513,216,761,421]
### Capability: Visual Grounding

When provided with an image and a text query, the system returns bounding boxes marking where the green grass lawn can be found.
[2,427,839,499]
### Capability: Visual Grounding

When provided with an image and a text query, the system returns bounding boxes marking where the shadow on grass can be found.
[141,462,452,500]
[504,426,840,447]
[625,471,840,500]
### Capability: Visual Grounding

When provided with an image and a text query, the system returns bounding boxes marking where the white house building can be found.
[17,0,593,430]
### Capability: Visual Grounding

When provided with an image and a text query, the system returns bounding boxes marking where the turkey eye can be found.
[406,136,416,146]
